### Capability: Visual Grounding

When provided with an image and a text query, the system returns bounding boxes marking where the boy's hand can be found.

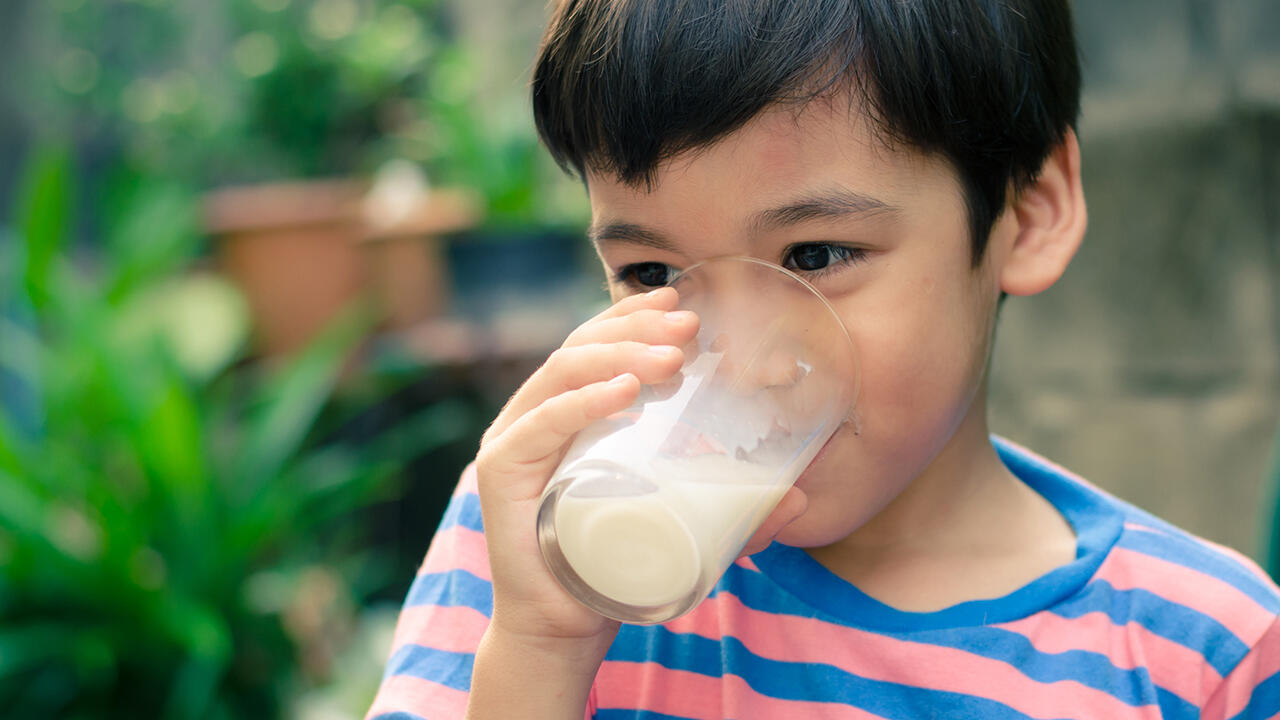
[474,286,699,648]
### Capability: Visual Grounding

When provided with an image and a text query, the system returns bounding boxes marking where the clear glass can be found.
[537,256,860,624]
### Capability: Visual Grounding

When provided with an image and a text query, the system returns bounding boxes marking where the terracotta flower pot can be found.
[202,179,479,357]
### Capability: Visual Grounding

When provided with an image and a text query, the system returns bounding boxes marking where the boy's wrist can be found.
[467,624,615,720]
[481,617,617,671]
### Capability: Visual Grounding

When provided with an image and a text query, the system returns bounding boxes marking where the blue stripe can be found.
[919,626,1164,709]
[712,566,1196,714]
[1156,687,1200,720]
[370,713,427,720]
[606,626,1059,720]
[405,569,493,617]
[1116,528,1280,613]
[708,562,824,618]
[1228,669,1280,720]
[384,643,474,691]
[438,492,484,533]
[1053,580,1248,676]
[591,707,696,712]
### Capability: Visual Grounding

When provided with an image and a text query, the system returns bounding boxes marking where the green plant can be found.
[25,0,588,229]
[0,148,474,718]
[418,45,589,229]
[224,0,443,181]
[26,0,445,184]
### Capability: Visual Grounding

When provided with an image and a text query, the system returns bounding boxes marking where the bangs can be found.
[532,0,1080,260]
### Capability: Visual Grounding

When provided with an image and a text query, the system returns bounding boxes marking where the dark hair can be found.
[531,0,1081,264]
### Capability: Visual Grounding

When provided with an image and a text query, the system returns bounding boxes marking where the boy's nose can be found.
[707,330,811,392]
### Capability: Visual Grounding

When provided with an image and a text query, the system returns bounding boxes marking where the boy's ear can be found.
[998,129,1087,296]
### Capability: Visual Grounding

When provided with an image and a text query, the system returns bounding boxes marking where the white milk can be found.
[553,454,786,608]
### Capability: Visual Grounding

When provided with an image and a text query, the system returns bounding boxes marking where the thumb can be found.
[739,486,808,557]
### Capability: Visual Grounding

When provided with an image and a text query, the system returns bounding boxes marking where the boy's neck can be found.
[805,390,1078,612]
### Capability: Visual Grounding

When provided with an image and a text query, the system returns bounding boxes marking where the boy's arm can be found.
[368,288,698,719]
[363,465,610,720]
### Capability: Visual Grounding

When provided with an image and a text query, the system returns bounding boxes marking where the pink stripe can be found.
[1098,547,1273,642]
[995,608,1217,705]
[1203,617,1280,719]
[595,663,888,720]
[389,604,489,656]
[1124,521,1167,535]
[457,462,479,494]
[1120,521,1273,591]
[662,592,1161,719]
[420,524,491,581]
[737,556,761,573]
[365,674,468,719]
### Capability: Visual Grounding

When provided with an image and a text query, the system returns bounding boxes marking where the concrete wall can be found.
[990,0,1280,557]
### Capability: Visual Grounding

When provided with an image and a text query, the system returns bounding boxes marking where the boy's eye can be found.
[615,262,674,288]
[782,243,865,274]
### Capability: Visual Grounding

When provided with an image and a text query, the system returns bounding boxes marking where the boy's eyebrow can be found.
[587,222,679,252]
[748,188,901,233]
[588,188,900,250]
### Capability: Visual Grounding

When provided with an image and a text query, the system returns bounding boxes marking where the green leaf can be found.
[0,623,74,679]
[13,146,72,310]
[157,598,231,720]
[235,303,373,491]
[140,374,208,513]
[360,398,475,469]
[104,181,200,303]
[0,316,42,388]
[0,469,49,538]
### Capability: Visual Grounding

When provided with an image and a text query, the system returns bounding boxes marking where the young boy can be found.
[368,1,1280,718]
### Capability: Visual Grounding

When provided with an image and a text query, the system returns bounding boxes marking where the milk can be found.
[542,348,831,616]
[552,454,786,608]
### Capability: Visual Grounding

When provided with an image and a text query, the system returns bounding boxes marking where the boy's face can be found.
[585,98,1008,547]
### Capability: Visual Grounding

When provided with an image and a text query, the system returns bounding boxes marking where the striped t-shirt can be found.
[367,437,1280,719]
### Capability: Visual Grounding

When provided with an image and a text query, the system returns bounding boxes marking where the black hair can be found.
[531,0,1081,264]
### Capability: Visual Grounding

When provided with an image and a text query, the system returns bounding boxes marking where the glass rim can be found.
[667,254,859,404]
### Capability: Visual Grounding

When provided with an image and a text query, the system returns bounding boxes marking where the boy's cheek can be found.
[779,443,917,546]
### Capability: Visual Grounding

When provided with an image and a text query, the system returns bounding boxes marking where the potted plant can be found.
[20,0,485,358]
[199,0,484,357]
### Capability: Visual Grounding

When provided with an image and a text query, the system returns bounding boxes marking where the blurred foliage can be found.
[0,148,475,718]
[23,0,585,228]
[3,1,589,714]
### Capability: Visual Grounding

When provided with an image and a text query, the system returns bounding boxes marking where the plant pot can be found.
[203,179,479,357]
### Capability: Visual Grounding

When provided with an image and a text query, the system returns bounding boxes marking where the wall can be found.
[990,0,1280,556]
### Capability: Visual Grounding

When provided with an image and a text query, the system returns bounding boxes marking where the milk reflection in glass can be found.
[536,257,859,624]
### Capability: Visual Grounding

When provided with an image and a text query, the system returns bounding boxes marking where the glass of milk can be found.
[536,256,859,624]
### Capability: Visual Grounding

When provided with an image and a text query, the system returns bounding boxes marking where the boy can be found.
[369,1,1280,717]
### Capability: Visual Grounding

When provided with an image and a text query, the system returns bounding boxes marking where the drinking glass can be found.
[537,256,859,623]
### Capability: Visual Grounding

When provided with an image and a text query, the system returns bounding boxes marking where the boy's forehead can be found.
[585,98,953,223]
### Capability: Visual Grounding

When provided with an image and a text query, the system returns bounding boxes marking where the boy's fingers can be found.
[486,342,683,442]
[574,286,679,330]
[564,308,699,349]
[739,487,808,557]
[477,374,642,501]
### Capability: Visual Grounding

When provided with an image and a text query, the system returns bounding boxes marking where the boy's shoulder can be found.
[997,437,1280,653]
[1104,492,1280,642]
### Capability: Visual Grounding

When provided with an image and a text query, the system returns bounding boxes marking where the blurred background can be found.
[0,0,1275,717]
